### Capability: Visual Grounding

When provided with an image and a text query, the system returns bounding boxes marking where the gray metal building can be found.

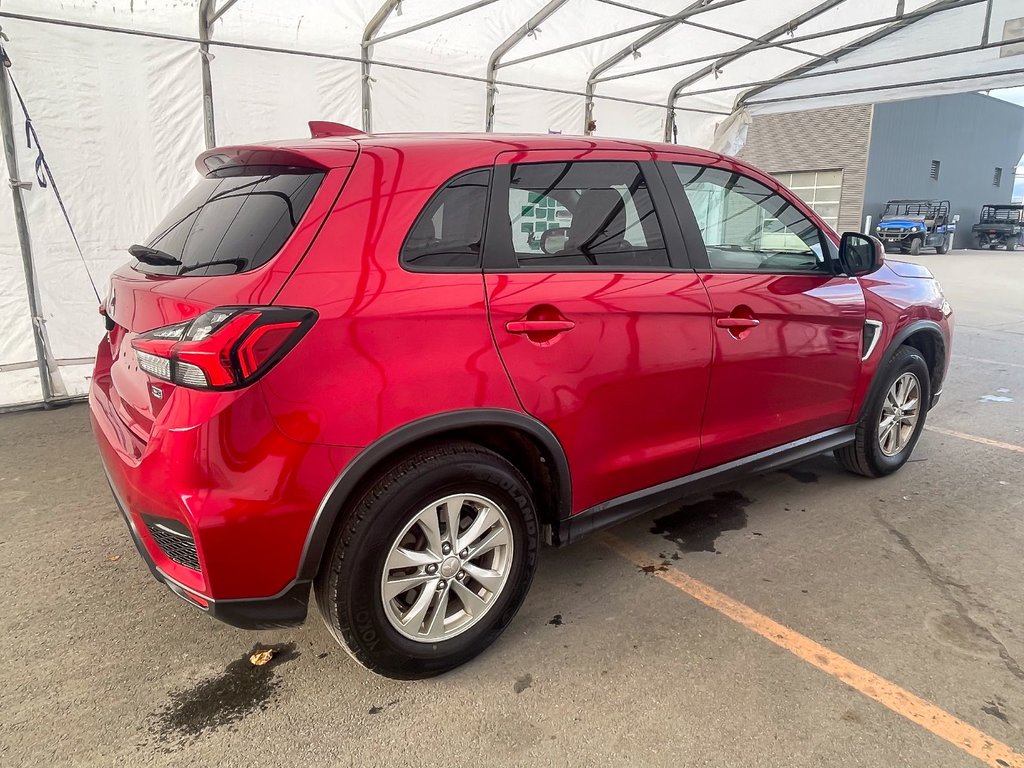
[737,93,1024,247]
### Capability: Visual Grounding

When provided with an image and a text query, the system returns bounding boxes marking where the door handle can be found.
[505,320,576,334]
[715,317,760,329]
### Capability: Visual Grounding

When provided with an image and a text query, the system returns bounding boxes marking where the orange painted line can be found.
[602,534,1024,768]
[926,426,1024,455]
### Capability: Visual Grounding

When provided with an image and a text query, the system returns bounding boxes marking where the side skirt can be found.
[555,426,855,546]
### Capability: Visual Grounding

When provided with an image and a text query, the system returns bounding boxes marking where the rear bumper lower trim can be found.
[104,472,310,630]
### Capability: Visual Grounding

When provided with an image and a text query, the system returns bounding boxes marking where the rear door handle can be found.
[715,317,760,329]
[505,320,576,334]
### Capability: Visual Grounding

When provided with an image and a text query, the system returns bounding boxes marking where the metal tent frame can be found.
[0,0,1020,408]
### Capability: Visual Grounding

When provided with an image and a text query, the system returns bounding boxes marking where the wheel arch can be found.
[860,319,946,418]
[296,409,572,581]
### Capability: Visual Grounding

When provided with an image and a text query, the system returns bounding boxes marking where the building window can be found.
[994,167,1003,187]
[772,169,842,231]
[930,160,941,181]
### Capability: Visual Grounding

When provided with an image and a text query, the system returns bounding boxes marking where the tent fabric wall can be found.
[0,129,39,406]
[0,0,1022,407]
[0,15,205,407]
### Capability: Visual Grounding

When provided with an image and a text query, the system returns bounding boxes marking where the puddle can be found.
[650,490,752,553]
[148,642,298,745]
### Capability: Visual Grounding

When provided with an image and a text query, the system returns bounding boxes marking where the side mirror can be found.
[839,232,884,276]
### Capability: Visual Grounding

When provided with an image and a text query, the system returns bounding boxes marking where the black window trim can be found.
[482,159,694,274]
[656,162,840,277]
[399,166,493,274]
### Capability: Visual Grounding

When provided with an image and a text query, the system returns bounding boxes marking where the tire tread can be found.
[314,440,533,678]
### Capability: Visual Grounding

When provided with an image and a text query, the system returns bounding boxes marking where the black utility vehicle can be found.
[972,204,1024,250]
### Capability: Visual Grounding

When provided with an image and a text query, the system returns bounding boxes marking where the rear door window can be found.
[499,161,668,269]
[137,166,324,276]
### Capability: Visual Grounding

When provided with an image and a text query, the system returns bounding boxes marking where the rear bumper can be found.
[89,359,360,628]
[105,471,310,628]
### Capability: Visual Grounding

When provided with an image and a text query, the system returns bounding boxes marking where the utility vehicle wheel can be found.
[834,345,931,478]
[315,442,539,679]
[935,235,950,254]
[909,237,922,256]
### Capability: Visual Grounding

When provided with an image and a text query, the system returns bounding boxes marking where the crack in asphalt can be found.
[874,511,1024,683]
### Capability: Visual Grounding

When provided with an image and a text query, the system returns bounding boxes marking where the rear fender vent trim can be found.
[862,320,883,361]
[144,516,202,572]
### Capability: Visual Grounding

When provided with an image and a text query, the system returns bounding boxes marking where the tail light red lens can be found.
[131,306,316,390]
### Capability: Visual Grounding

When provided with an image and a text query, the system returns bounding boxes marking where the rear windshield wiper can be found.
[129,243,181,266]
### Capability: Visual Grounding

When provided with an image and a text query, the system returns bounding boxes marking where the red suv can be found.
[91,126,952,679]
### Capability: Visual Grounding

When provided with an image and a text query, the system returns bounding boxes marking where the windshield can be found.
[135,166,324,276]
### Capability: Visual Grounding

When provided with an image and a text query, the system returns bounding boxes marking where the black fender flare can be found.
[859,319,946,419]
[295,408,572,581]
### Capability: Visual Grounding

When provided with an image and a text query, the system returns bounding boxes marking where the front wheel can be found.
[315,442,539,679]
[835,345,931,478]
[908,237,922,256]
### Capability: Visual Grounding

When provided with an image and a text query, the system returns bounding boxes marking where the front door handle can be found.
[505,320,576,334]
[715,317,760,330]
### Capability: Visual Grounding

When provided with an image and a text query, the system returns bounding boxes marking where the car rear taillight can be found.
[131,306,316,390]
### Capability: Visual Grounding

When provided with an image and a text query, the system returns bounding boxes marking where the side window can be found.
[674,164,828,273]
[400,169,490,269]
[505,161,668,269]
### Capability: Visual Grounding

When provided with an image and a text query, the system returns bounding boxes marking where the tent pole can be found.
[198,0,216,149]
[486,0,568,132]
[370,0,500,46]
[600,0,985,85]
[499,0,752,69]
[585,0,707,136]
[0,34,54,404]
[981,0,993,45]
[744,66,1024,107]
[362,0,402,134]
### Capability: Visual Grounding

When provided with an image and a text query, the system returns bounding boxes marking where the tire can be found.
[315,441,539,679]
[908,237,921,256]
[834,345,931,478]
[935,235,950,254]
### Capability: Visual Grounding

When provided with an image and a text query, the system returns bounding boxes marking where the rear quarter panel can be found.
[266,143,523,446]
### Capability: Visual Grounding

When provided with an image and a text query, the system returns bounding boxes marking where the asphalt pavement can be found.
[2,249,1022,768]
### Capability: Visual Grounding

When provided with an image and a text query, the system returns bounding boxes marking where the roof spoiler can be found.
[309,121,363,138]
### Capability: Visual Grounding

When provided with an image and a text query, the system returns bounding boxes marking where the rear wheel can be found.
[835,345,931,478]
[315,442,539,679]
[935,235,950,254]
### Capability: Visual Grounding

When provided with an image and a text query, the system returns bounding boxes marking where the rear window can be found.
[400,168,490,270]
[136,166,324,276]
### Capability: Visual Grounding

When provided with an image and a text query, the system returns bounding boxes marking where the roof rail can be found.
[308,121,363,138]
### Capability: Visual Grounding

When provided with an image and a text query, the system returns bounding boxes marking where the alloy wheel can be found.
[878,372,921,456]
[380,493,513,642]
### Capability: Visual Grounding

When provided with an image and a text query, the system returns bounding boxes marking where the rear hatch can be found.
[99,143,356,440]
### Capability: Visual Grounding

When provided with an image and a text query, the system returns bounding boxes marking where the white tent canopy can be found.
[1,0,1022,407]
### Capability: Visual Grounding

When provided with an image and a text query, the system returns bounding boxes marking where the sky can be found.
[990,88,1024,202]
